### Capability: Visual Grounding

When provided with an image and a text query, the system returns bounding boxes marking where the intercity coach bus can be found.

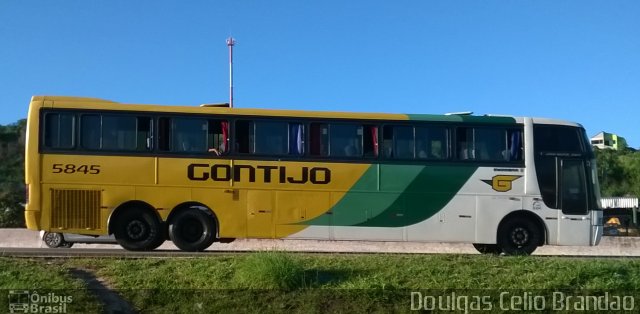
[25,96,602,254]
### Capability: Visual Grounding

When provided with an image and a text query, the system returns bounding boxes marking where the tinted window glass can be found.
[172,118,207,153]
[102,116,138,150]
[475,128,506,161]
[561,160,588,215]
[457,127,522,162]
[415,126,448,159]
[330,124,362,157]
[456,127,475,160]
[81,115,151,151]
[44,113,75,149]
[255,121,288,155]
[383,126,413,159]
[309,123,328,157]
[534,126,583,154]
[81,115,101,150]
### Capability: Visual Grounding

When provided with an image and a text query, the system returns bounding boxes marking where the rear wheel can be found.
[497,217,541,255]
[169,208,216,252]
[472,243,502,255]
[113,208,163,251]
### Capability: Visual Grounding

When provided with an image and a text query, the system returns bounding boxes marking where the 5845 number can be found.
[52,164,101,174]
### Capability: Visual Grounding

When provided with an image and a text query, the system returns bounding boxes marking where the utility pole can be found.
[227,37,236,108]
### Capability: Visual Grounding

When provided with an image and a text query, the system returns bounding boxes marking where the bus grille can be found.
[50,189,102,230]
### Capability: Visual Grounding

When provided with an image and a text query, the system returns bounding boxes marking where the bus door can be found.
[556,158,591,246]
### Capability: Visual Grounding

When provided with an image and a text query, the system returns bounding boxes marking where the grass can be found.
[0,258,102,313]
[5,253,640,313]
[234,251,306,289]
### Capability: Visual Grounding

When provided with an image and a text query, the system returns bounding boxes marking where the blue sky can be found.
[1,1,639,147]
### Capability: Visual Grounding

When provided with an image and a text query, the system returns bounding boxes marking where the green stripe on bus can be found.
[301,164,477,227]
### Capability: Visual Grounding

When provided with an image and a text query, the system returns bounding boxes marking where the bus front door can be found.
[556,158,591,246]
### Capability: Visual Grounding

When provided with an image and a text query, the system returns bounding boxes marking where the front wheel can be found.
[497,217,541,255]
[113,208,163,251]
[169,208,216,252]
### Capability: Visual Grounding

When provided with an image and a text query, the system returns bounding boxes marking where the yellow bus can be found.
[25,96,602,254]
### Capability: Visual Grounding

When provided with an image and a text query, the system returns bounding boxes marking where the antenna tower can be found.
[227,37,236,108]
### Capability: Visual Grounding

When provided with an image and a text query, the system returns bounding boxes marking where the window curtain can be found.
[289,124,304,155]
[221,121,229,152]
[371,126,378,157]
[510,131,522,161]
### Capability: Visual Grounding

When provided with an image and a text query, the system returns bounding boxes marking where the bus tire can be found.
[113,208,163,251]
[43,232,69,248]
[472,243,502,255]
[168,208,216,252]
[497,217,540,255]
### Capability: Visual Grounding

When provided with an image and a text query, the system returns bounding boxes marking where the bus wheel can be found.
[113,208,163,251]
[497,217,540,255]
[168,208,216,252]
[472,243,502,255]
[43,232,69,248]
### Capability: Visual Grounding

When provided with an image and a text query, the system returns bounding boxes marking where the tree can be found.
[595,147,640,197]
[0,119,26,227]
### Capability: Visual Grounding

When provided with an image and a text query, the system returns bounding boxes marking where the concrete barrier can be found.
[1,228,639,256]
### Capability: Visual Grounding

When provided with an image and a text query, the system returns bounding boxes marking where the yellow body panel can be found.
[32,154,370,237]
[24,96,402,237]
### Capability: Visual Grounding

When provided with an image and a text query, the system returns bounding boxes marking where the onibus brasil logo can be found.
[8,290,73,314]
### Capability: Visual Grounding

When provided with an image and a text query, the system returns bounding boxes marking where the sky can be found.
[1,1,639,147]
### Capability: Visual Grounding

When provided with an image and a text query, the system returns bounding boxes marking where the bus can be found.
[24,96,603,254]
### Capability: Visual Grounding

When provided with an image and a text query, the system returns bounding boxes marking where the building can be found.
[590,132,628,150]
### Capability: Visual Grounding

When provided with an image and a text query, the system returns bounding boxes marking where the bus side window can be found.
[158,117,171,151]
[235,120,253,154]
[393,126,414,159]
[309,123,328,157]
[475,128,506,161]
[457,128,474,160]
[254,121,288,155]
[81,115,101,150]
[382,125,393,158]
[136,117,153,151]
[329,124,362,158]
[208,120,229,156]
[44,113,76,149]
[171,118,207,153]
[80,115,150,151]
[415,126,448,160]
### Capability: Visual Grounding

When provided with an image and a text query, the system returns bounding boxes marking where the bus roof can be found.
[29,95,581,127]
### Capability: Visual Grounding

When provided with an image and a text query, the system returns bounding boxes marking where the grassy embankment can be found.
[0,258,102,313]
[3,253,640,313]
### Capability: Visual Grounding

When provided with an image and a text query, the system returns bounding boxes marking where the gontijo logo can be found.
[482,175,522,192]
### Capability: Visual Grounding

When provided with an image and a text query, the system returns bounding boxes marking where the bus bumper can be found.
[24,210,40,231]
[591,210,603,246]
